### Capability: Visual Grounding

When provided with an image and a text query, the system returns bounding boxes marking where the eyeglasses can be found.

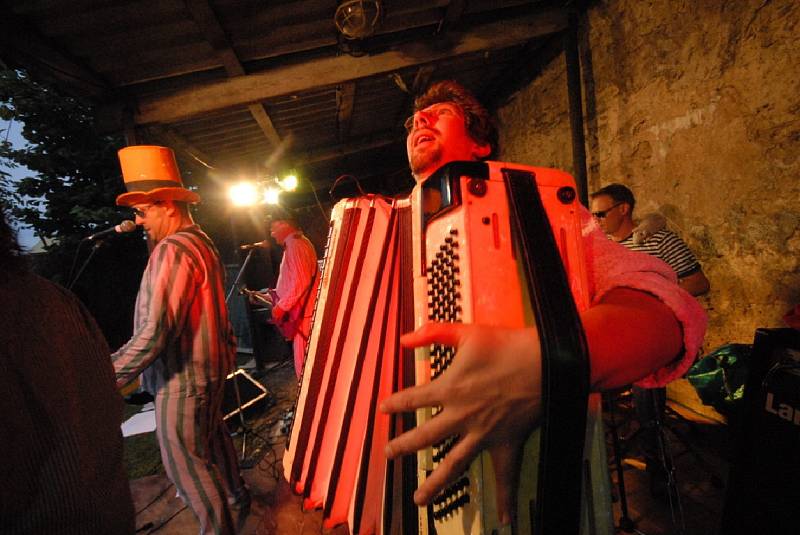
[591,202,623,219]
[131,202,161,218]
[404,103,462,133]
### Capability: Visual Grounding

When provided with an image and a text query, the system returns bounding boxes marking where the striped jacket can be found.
[113,225,236,394]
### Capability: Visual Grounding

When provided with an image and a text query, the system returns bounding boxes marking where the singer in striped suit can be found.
[111,146,248,535]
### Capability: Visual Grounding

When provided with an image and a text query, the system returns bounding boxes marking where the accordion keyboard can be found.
[413,161,591,535]
[425,228,471,521]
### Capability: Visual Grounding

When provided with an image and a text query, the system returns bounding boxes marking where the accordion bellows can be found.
[283,161,592,534]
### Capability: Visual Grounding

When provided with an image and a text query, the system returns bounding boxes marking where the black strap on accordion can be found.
[503,167,590,535]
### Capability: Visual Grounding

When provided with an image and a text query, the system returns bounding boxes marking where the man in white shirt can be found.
[256,212,318,379]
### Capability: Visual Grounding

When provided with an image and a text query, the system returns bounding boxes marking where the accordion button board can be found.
[412,161,590,535]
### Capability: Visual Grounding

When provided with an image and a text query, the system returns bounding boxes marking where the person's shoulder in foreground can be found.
[0,214,135,534]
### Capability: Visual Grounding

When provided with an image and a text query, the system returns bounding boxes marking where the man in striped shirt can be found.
[111,146,247,535]
[590,183,709,296]
[591,182,709,498]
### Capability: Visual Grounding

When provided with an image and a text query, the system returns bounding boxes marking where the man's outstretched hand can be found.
[380,322,542,525]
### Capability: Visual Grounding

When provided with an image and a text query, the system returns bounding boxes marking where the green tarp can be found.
[686,343,751,414]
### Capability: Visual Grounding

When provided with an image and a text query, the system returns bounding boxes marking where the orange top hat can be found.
[115,145,201,206]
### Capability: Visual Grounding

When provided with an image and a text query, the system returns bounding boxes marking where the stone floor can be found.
[129,360,732,534]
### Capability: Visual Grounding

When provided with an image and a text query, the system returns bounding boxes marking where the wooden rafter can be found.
[107,9,567,127]
[147,124,217,170]
[0,5,109,97]
[183,0,282,147]
[294,133,398,166]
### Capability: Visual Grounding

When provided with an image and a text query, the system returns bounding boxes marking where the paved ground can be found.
[128,362,731,534]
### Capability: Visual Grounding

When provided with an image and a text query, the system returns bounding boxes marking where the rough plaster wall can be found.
[497,0,800,349]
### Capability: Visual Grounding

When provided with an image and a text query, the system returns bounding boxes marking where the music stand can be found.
[225,247,270,467]
[223,369,271,467]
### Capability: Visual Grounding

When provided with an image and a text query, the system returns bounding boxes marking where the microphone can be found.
[239,240,269,251]
[84,220,137,241]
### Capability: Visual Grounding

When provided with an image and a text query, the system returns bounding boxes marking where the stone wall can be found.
[497,0,800,349]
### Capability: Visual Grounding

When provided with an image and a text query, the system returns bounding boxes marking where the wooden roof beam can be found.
[293,133,400,166]
[0,7,109,98]
[105,9,567,128]
[184,0,282,147]
[147,124,218,170]
[439,0,466,32]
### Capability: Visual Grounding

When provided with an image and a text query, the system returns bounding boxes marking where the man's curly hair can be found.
[413,80,499,159]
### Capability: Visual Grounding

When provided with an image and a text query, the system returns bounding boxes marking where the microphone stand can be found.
[225,246,270,468]
[68,239,107,291]
[226,246,258,302]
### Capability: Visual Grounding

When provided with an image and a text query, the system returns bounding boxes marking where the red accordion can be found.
[283,161,594,534]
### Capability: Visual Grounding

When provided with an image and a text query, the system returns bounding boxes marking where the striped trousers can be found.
[154,381,244,535]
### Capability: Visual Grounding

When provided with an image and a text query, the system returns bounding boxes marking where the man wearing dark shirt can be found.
[0,207,135,534]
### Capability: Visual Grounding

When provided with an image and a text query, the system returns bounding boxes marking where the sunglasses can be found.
[131,202,162,218]
[591,202,623,219]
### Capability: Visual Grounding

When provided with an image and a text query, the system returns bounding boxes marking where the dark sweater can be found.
[0,270,134,534]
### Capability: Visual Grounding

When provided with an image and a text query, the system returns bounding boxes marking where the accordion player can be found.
[283,160,613,535]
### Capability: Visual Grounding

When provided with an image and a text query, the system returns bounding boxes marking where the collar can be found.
[618,232,634,242]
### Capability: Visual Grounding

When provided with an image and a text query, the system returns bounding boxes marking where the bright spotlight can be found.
[263,186,281,205]
[278,174,298,191]
[228,182,261,207]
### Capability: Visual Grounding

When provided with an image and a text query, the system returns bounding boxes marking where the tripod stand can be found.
[225,247,271,468]
[605,389,692,535]
[604,392,640,534]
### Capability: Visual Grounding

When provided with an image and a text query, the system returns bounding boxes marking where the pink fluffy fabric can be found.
[579,208,708,388]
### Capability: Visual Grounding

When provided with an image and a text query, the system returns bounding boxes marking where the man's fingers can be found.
[490,442,524,526]
[400,322,468,349]
[380,380,440,415]
[384,409,461,459]
[413,434,482,506]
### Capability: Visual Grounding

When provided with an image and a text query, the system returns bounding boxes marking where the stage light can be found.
[228,182,260,207]
[263,186,281,205]
[278,174,298,191]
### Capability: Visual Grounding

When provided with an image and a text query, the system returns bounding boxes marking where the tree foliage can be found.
[0,68,147,348]
[0,68,127,253]
[0,163,10,207]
